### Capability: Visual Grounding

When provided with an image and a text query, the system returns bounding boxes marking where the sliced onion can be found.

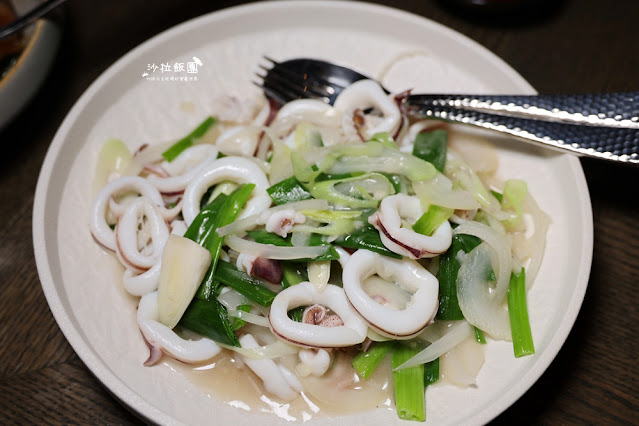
[413,173,480,210]
[447,132,498,175]
[308,261,331,292]
[228,309,270,327]
[454,221,512,303]
[514,194,551,290]
[217,288,249,309]
[395,320,474,370]
[440,336,485,388]
[457,243,511,341]
[225,235,328,260]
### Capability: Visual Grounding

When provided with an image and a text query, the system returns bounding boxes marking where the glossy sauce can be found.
[167,348,394,421]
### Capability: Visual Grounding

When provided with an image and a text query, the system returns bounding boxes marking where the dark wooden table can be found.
[1,0,637,424]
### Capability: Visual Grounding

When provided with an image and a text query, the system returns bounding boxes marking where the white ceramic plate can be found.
[33,1,593,425]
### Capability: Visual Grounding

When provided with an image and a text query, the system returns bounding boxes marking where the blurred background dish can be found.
[0,0,61,130]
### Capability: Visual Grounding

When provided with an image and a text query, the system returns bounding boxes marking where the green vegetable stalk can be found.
[162,116,216,162]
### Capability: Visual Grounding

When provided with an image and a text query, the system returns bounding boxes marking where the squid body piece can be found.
[239,334,302,401]
[369,194,453,259]
[298,348,331,377]
[333,79,401,140]
[137,292,221,364]
[181,156,272,226]
[123,260,161,296]
[269,282,368,348]
[343,250,439,339]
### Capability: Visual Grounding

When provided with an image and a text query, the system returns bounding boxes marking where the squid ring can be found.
[369,194,452,259]
[343,250,439,339]
[115,197,169,273]
[90,176,165,251]
[333,79,401,139]
[181,157,271,226]
[269,282,368,348]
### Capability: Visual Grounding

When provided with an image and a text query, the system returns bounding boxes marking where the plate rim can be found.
[32,1,593,425]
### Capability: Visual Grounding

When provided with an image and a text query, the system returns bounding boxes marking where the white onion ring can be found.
[412,174,480,211]
[454,220,512,304]
[395,320,474,370]
[225,235,328,260]
[456,243,511,341]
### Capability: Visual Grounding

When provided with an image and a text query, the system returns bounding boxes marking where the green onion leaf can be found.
[232,304,252,331]
[215,261,277,307]
[474,327,487,344]
[193,184,255,300]
[162,116,216,162]
[436,233,483,320]
[336,223,402,259]
[412,129,448,172]
[288,306,305,322]
[423,358,440,387]
[413,204,454,236]
[281,262,307,289]
[367,132,398,149]
[267,176,313,205]
[352,341,393,379]
[179,298,239,347]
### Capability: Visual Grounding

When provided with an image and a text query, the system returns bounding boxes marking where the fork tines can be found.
[254,56,338,104]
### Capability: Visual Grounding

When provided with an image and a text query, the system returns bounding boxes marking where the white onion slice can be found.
[225,235,328,260]
[454,220,512,304]
[308,261,331,292]
[457,243,511,341]
[228,309,270,327]
[413,173,480,210]
[395,321,474,370]
[440,336,485,388]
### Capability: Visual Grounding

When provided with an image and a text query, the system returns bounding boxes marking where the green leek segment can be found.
[391,341,426,422]
[507,268,535,357]
[162,116,216,162]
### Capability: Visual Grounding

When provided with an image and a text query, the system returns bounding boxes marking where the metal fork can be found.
[256,56,639,165]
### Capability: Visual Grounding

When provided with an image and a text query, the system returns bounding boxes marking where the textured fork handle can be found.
[403,104,639,164]
[406,92,639,129]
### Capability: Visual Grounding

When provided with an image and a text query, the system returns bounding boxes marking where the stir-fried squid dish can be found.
[90,79,549,422]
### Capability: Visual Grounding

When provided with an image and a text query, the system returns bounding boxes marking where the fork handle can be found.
[403,103,639,164]
[405,92,639,129]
